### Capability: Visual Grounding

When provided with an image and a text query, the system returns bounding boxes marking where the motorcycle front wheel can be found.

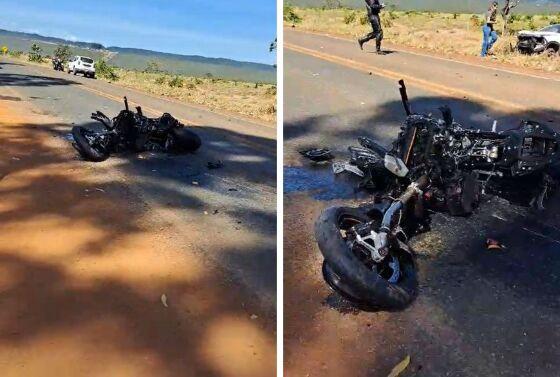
[315,206,418,310]
[72,126,111,162]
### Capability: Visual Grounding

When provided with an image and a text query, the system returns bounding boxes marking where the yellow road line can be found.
[286,28,560,84]
[285,42,530,113]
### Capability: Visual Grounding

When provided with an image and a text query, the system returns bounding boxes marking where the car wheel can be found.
[546,47,559,57]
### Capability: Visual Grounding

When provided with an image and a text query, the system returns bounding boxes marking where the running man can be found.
[358,0,385,54]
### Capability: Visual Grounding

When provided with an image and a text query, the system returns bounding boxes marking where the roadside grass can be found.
[286,7,560,73]
[3,53,277,123]
[112,69,277,123]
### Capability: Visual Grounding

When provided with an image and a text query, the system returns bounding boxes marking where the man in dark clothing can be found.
[358,0,385,53]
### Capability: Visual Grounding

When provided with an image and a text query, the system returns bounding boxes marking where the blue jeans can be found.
[481,25,498,57]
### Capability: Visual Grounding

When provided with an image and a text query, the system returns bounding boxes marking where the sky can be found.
[0,0,277,64]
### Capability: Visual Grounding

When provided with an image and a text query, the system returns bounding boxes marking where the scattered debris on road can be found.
[161,294,169,308]
[387,355,411,377]
[486,238,506,251]
[299,148,333,163]
[207,160,224,169]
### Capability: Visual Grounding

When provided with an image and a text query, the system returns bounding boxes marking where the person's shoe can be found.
[376,49,383,55]
[358,39,365,50]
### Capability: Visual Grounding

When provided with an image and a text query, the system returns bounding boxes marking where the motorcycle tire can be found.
[315,206,418,310]
[72,126,110,162]
[171,127,201,152]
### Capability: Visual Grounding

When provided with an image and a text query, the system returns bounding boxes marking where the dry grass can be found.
[4,53,277,124]
[286,7,560,73]
[111,69,277,123]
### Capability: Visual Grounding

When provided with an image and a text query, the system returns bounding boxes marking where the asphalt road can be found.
[0,58,277,309]
[284,30,560,377]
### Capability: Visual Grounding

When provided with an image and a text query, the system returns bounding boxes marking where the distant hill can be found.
[288,0,560,14]
[0,29,276,83]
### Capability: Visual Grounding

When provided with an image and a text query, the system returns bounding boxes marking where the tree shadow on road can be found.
[0,73,79,87]
[0,113,276,376]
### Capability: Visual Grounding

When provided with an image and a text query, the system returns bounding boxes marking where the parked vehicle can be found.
[52,57,64,71]
[68,55,96,78]
[517,24,560,56]
[315,80,560,310]
[72,97,201,162]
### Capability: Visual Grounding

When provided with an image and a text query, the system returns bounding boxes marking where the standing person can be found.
[481,1,499,57]
[358,0,385,54]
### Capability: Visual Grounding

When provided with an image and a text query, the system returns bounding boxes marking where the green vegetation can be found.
[168,76,184,88]
[53,45,72,62]
[143,60,162,73]
[284,4,303,24]
[94,60,119,81]
[28,43,43,63]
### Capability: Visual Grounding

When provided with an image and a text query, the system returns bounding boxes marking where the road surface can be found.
[0,58,276,376]
[284,29,560,377]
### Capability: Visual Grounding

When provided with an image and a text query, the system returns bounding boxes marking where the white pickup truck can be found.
[67,55,96,78]
[517,24,560,56]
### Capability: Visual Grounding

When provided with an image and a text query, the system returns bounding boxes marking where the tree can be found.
[53,45,71,62]
[144,60,161,73]
[28,43,44,63]
[94,60,118,81]
[501,0,522,35]
[1,46,8,55]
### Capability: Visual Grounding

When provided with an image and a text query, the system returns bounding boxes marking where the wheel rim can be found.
[335,212,402,284]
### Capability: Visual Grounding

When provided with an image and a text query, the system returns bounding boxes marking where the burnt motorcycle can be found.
[72,97,201,162]
[315,80,560,310]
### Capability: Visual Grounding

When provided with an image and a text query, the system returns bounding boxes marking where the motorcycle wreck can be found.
[315,80,560,311]
[72,97,201,162]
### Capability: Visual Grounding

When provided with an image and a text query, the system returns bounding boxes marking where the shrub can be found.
[155,75,166,85]
[344,11,357,24]
[28,43,44,63]
[360,12,369,25]
[168,76,184,88]
[284,5,302,24]
[144,60,161,73]
[9,50,23,58]
[528,18,537,30]
[1,46,7,55]
[53,45,71,62]
[470,15,481,28]
[381,17,393,28]
[95,60,119,81]
[265,86,277,95]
